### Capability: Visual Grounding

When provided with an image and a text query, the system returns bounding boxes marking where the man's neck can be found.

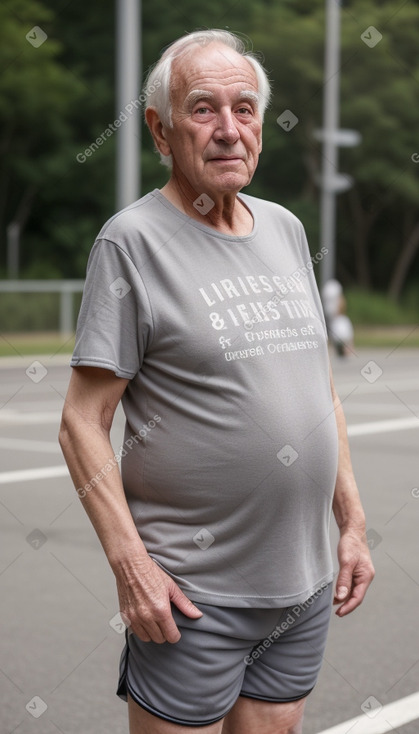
[159,178,254,237]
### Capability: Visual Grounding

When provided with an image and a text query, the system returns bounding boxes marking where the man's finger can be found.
[333,564,353,603]
[333,583,350,604]
[134,615,179,644]
[146,602,183,644]
[130,622,152,642]
[159,616,182,644]
[170,583,203,619]
[335,582,368,617]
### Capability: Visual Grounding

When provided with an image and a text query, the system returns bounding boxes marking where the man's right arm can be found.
[59,366,202,643]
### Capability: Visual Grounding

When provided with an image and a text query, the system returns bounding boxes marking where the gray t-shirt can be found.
[71,189,338,608]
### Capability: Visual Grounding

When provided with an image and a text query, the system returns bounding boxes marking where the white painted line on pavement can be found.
[0,400,64,411]
[0,465,68,485]
[0,437,61,453]
[335,377,419,396]
[344,402,419,416]
[0,411,62,424]
[317,690,419,734]
[347,416,419,437]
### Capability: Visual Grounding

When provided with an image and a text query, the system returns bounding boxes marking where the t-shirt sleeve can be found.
[71,237,154,379]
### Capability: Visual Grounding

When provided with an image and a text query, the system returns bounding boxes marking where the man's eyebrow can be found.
[184,89,260,109]
[184,90,215,107]
[238,90,260,106]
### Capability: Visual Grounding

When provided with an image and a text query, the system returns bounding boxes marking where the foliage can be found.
[346,288,418,325]
[0,0,419,305]
[0,291,82,331]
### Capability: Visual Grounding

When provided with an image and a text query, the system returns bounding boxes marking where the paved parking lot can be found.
[0,345,418,733]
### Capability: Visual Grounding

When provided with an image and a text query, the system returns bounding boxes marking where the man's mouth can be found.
[209,156,244,162]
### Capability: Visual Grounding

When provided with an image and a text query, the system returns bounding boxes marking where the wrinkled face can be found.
[163,42,263,196]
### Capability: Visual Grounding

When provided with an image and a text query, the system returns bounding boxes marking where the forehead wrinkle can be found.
[171,45,258,93]
[178,70,258,96]
[192,67,256,83]
[175,74,259,109]
[170,46,260,117]
[210,43,258,83]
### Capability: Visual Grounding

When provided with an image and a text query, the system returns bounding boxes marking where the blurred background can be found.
[1,4,419,733]
[0,0,418,354]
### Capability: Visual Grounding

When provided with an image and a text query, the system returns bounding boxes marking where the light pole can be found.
[317,0,360,289]
[116,0,141,210]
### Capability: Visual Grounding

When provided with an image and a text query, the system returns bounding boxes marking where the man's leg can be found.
[221,695,306,734]
[128,694,225,734]
[222,584,333,734]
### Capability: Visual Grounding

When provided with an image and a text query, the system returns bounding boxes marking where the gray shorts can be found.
[117,582,333,727]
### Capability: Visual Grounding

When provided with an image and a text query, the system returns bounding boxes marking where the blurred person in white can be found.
[331,306,355,358]
[322,280,354,358]
[59,29,374,734]
[321,279,342,329]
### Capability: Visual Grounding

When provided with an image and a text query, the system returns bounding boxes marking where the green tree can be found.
[247,0,419,299]
[0,0,87,276]
[338,0,419,298]
[2,0,419,303]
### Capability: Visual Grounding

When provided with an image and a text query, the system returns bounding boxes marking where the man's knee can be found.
[127,693,224,734]
[222,694,306,734]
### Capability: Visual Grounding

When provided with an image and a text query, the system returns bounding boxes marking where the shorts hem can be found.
[123,681,228,727]
[239,686,314,704]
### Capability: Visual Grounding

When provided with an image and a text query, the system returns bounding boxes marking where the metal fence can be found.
[0,280,85,336]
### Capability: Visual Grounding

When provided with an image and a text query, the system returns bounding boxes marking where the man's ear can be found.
[145,107,171,157]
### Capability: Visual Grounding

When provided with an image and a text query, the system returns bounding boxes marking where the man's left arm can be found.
[330,368,375,616]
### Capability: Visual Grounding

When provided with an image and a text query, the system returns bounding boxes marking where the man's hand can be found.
[115,553,203,643]
[333,527,375,617]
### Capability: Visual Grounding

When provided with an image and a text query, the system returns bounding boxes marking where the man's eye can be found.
[196,107,209,114]
[237,107,252,115]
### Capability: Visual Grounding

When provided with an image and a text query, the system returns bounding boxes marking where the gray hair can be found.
[143,29,271,168]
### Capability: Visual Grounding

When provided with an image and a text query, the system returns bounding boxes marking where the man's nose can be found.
[213,109,240,145]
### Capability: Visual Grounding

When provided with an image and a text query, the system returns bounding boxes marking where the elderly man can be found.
[59,29,374,734]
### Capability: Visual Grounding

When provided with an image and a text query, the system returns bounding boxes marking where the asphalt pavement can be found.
[0,345,418,734]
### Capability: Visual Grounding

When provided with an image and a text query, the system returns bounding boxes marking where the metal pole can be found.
[116,0,141,210]
[320,0,341,288]
[7,222,20,278]
[60,288,73,337]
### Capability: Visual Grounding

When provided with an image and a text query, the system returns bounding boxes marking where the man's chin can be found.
[205,172,251,195]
